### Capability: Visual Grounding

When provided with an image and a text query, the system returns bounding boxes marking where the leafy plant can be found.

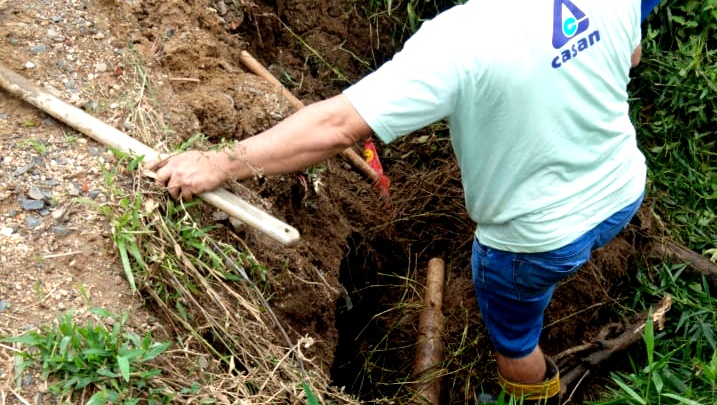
[18,138,47,155]
[592,264,717,404]
[630,0,717,253]
[2,308,171,404]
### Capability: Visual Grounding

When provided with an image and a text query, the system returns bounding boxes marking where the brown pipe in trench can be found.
[412,257,446,405]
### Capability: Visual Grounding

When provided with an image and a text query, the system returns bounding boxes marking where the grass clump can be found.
[2,308,171,404]
[593,264,717,404]
[630,0,717,254]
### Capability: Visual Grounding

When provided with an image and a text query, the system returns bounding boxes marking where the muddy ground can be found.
[0,0,665,403]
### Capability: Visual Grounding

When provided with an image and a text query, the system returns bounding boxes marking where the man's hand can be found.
[146,150,229,200]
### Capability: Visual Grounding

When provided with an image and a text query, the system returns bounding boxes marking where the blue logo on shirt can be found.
[552,0,590,49]
[551,0,601,69]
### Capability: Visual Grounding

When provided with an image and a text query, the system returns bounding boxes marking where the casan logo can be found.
[551,0,601,69]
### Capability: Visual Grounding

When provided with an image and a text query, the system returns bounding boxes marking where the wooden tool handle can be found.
[239,51,380,185]
[0,62,300,246]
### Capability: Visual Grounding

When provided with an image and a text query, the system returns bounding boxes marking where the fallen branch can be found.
[555,295,672,399]
[652,240,717,289]
[412,258,446,405]
[0,62,300,246]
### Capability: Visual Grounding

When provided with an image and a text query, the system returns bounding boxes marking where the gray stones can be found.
[29,43,49,54]
[24,215,42,229]
[19,197,45,211]
[12,157,41,177]
[52,225,73,236]
[27,186,49,201]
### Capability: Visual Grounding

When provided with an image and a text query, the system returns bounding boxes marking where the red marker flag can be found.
[363,136,391,198]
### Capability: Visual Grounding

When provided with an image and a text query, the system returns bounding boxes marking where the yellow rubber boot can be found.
[497,356,561,405]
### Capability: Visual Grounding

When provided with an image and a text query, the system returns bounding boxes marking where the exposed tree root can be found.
[555,295,672,402]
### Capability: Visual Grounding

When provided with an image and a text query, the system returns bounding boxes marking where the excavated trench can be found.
[122,1,658,402]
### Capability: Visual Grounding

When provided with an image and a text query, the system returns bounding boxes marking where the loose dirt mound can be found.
[0,0,668,403]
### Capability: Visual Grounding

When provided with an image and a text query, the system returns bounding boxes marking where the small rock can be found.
[229,218,246,232]
[19,198,45,211]
[212,210,229,221]
[215,1,228,16]
[25,61,36,69]
[27,186,48,201]
[88,189,101,199]
[0,228,14,237]
[52,225,73,236]
[0,301,8,312]
[47,28,63,42]
[29,43,49,54]
[83,100,98,112]
[13,159,38,177]
[52,15,64,23]
[88,146,102,156]
[67,183,80,196]
[95,62,108,73]
[21,374,32,388]
[24,215,42,229]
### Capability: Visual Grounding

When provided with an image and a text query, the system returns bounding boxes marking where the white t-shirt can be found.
[343,0,646,253]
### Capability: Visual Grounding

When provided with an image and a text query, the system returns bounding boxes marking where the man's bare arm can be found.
[631,43,642,67]
[150,94,373,200]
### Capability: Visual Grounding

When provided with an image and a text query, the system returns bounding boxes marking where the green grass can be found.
[1,308,171,404]
[589,0,717,402]
[630,0,717,253]
[591,264,717,404]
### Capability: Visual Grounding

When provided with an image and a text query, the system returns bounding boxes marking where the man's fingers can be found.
[180,187,195,201]
[167,182,180,199]
[143,153,170,170]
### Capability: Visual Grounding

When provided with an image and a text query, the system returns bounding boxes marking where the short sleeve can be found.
[342,14,462,144]
[641,0,663,22]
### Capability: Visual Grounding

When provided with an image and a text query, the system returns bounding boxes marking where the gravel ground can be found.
[0,1,156,402]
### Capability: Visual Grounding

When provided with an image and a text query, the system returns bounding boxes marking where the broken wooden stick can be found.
[412,257,446,405]
[652,240,717,289]
[238,51,382,186]
[555,295,672,399]
[0,62,300,246]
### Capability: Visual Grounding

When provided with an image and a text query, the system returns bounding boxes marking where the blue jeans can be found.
[472,194,644,358]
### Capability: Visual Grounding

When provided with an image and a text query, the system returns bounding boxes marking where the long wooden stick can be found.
[0,62,300,247]
[238,51,381,185]
[412,257,446,405]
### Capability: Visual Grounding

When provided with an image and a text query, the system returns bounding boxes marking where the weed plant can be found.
[2,308,171,404]
[592,264,717,404]
[593,2,717,401]
[630,0,717,253]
